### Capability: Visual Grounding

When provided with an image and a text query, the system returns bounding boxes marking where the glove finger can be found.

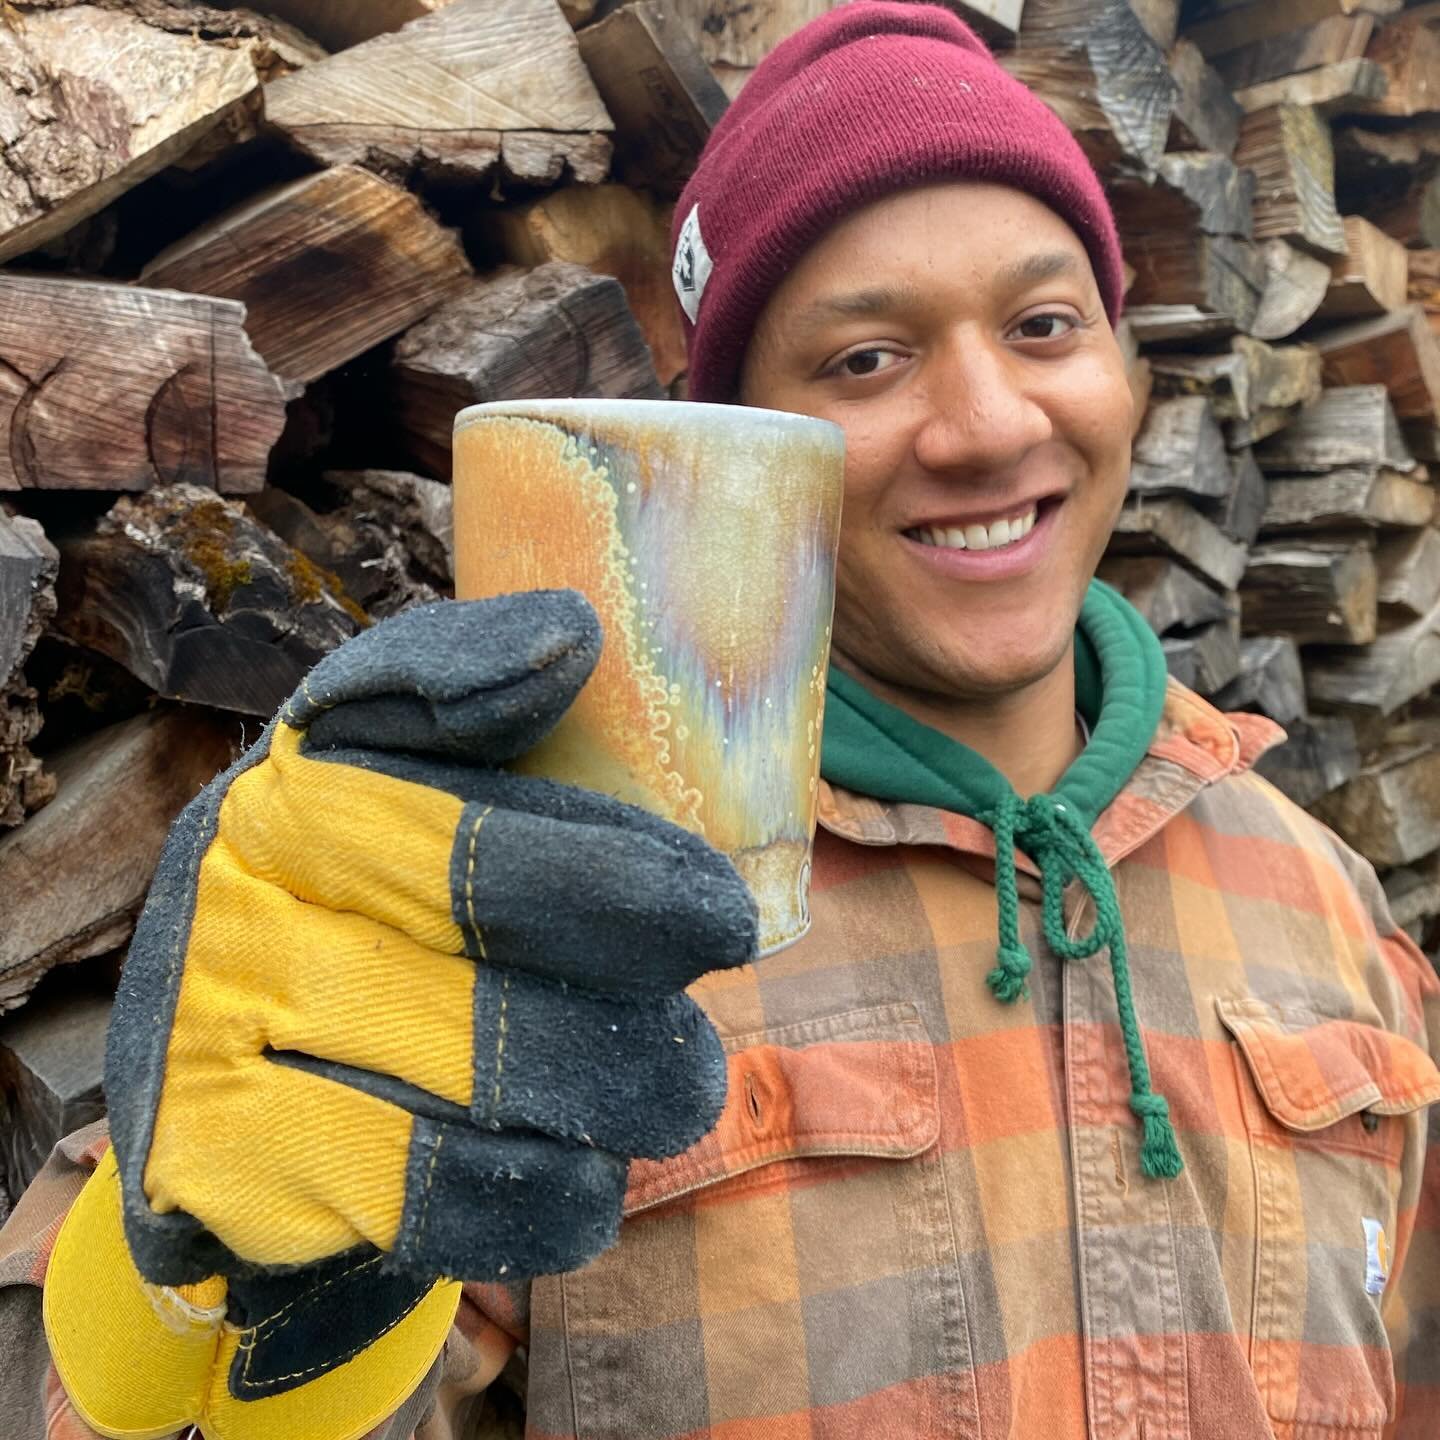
[286,590,600,767]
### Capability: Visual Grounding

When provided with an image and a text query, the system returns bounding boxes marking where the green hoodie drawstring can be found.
[986,790,1183,1180]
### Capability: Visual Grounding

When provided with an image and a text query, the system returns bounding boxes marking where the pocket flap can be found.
[1216,995,1440,1132]
[625,1002,937,1215]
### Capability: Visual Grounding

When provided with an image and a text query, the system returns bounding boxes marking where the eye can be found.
[1010,312,1076,342]
[828,347,907,378]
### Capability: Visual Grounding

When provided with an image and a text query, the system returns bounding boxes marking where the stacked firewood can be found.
[0,0,1438,1242]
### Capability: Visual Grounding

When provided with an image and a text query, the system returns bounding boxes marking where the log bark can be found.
[1313,718,1440,865]
[1234,104,1347,257]
[392,261,664,479]
[263,0,614,187]
[1253,712,1361,806]
[1108,497,1250,588]
[1240,539,1378,645]
[1254,384,1414,472]
[0,707,236,1012]
[140,166,470,392]
[577,1,729,198]
[0,276,285,493]
[494,185,686,387]
[1313,305,1440,423]
[1129,396,1233,500]
[0,509,56,828]
[54,484,366,716]
[1260,467,1435,531]
[1316,214,1410,321]
[1096,555,1233,633]
[0,0,319,264]
[1213,635,1308,724]
[1377,526,1440,620]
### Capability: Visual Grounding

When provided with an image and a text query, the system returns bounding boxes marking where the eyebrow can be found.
[998,251,1082,289]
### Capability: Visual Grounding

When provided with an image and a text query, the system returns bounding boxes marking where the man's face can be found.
[739,183,1133,704]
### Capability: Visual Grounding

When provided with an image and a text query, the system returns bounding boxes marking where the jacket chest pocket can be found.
[1217,996,1440,1438]
[528,1002,977,1440]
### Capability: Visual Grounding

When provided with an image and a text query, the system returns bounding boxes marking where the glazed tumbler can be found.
[451,398,844,955]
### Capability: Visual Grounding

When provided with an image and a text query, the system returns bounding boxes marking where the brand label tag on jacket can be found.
[1362,1216,1389,1295]
[673,204,713,324]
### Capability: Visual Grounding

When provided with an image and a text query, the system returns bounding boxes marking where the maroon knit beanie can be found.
[671,1,1126,404]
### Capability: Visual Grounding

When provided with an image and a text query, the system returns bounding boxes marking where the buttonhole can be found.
[1361,1110,1381,1134]
[744,1071,763,1128]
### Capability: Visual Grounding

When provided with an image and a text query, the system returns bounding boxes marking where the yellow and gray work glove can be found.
[44,590,758,1440]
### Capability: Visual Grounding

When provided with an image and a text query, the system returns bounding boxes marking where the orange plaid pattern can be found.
[4,681,1439,1440]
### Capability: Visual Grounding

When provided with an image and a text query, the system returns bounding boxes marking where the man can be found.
[4,5,1438,1438]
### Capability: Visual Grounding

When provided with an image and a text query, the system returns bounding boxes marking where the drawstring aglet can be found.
[986,943,1032,1004]
[1131,1092,1184,1179]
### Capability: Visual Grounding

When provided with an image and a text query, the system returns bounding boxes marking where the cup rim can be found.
[452,397,844,443]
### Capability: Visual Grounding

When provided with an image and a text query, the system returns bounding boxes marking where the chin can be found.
[927,624,1075,701]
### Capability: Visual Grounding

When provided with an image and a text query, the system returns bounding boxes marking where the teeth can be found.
[912,507,1037,551]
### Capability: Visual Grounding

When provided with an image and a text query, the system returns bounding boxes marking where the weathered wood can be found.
[264,0,614,187]
[1236,335,1325,415]
[1233,58,1389,117]
[1313,305,1440,423]
[1108,497,1250,589]
[1382,851,1440,936]
[1212,14,1375,92]
[1123,305,1238,344]
[1129,396,1233,500]
[1306,592,1440,713]
[1182,0,1400,60]
[1122,232,1264,331]
[1096,555,1233,632]
[1111,151,1255,236]
[1377,526,1440,620]
[1253,713,1359,806]
[1148,335,1321,422]
[1254,384,1415,472]
[1260,467,1435,531]
[1234,104,1347,257]
[1162,620,1242,695]
[0,987,111,1199]
[1216,446,1269,545]
[0,510,56,829]
[1249,239,1333,341]
[1240,539,1377,644]
[392,261,664,479]
[1116,318,1153,436]
[0,276,284,494]
[0,1,319,265]
[0,708,236,1012]
[1148,348,1249,414]
[1167,39,1242,156]
[1316,214,1410,320]
[1212,635,1308,724]
[1357,16,1440,120]
[140,166,470,392]
[55,484,366,717]
[494,184,685,387]
[577,1,729,199]
[246,0,458,50]
[1334,118,1440,245]
[1313,718,1440,865]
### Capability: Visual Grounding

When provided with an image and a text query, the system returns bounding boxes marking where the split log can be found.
[1240,540,1378,645]
[140,166,470,393]
[1233,59,1389,117]
[55,484,366,717]
[0,707,236,1013]
[1313,305,1440,423]
[1212,635,1308,724]
[1096,555,1234,633]
[1108,497,1250,589]
[1254,384,1414,472]
[1236,335,1325,414]
[0,1,319,265]
[1216,447,1268,545]
[1211,14,1376,93]
[1409,248,1440,339]
[245,0,458,50]
[1148,335,1320,423]
[1162,620,1242,695]
[1167,39,1242,156]
[1253,713,1361,807]
[1123,305,1238,344]
[1382,853,1440,937]
[1111,151,1255,236]
[0,276,284,494]
[1248,239,1333,342]
[1313,718,1440,866]
[1260,467,1435,531]
[1357,16,1440,120]
[1333,118,1440,245]
[577,1,730,199]
[1121,233,1264,331]
[1306,593,1440,714]
[1234,104,1347,257]
[392,261,664,478]
[1377,527,1440,620]
[1129,397,1233,500]
[1316,214,1409,321]
[0,987,111,1200]
[494,185,686,387]
[263,0,614,188]
[1148,349,1249,416]
[1181,0,1400,60]
[0,510,56,828]
[1117,319,1153,436]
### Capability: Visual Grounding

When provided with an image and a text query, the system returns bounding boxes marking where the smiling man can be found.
[4,5,1440,1440]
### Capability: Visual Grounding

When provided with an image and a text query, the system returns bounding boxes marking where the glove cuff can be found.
[44,1147,461,1440]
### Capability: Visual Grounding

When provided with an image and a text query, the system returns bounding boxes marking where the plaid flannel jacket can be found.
[4,681,1439,1440]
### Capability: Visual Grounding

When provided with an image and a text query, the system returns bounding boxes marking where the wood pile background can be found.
[1,0,1438,1284]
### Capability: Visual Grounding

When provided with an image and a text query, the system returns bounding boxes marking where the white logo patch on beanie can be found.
[672,204,713,324]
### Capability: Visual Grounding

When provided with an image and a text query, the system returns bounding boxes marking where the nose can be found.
[911,331,1053,476]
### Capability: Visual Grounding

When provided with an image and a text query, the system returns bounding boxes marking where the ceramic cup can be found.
[452,398,845,955]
